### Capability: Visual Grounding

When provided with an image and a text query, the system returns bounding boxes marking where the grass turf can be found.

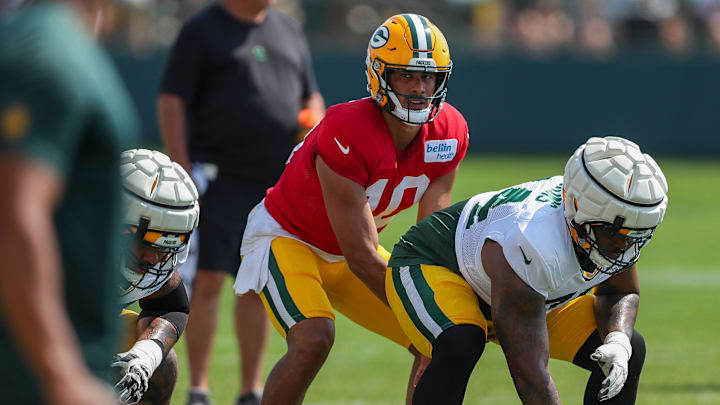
[169,155,720,405]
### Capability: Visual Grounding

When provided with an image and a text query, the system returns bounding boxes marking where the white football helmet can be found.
[119,149,199,296]
[563,136,668,274]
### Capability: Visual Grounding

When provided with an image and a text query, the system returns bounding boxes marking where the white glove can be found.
[111,340,163,404]
[590,331,632,402]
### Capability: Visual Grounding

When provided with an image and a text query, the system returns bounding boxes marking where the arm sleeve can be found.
[313,114,370,185]
[138,282,190,337]
[159,21,205,101]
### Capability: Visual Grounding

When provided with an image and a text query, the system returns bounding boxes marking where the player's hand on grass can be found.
[590,331,632,402]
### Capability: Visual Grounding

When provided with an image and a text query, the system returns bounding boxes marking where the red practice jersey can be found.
[265,97,469,255]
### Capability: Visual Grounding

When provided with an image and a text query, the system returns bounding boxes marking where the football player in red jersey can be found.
[233,14,469,404]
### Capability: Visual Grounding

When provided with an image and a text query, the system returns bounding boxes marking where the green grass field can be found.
[169,155,720,405]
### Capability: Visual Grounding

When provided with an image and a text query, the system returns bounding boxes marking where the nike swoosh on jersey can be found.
[334,137,350,154]
[519,246,532,265]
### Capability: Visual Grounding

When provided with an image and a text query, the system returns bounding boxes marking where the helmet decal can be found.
[370,26,389,49]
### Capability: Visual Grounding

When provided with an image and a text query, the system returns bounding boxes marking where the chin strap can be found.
[135,217,150,241]
[568,220,596,273]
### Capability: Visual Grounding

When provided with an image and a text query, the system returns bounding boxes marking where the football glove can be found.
[590,331,632,402]
[112,353,150,405]
[111,339,164,404]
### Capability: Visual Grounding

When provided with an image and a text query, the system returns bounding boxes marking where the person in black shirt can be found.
[157,1,324,405]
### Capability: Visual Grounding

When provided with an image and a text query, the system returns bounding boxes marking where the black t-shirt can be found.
[160,5,318,185]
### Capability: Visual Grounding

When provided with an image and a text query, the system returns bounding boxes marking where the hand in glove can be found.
[590,331,632,402]
[111,352,151,404]
[110,339,163,405]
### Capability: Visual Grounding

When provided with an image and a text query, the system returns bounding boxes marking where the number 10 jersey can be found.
[265,97,469,256]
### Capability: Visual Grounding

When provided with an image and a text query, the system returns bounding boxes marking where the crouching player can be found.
[387,136,668,404]
[114,149,200,404]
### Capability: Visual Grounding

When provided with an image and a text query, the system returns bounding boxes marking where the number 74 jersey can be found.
[264,97,469,256]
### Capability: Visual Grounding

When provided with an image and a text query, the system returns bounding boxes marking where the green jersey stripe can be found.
[268,250,306,323]
[262,285,289,333]
[392,266,436,344]
[408,265,454,330]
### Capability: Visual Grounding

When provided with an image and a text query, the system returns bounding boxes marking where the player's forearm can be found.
[490,267,561,405]
[495,318,561,405]
[416,168,456,221]
[137,317,181,357]
[594,292,639,339]
[345,252,390,306]
[0,213,90,387]
[505,350,562,404]
[514,378,562,405]
[157,94,191,172]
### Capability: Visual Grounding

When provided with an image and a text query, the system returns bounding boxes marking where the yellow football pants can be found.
[119,309,139,352]
[386,263,597,361]
[258,236,411,348]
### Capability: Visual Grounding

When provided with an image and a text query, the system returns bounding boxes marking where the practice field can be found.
[169,155,720,405]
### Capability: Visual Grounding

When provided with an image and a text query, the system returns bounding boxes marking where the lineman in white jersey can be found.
[114,149,199,404]
[386,136,668,405]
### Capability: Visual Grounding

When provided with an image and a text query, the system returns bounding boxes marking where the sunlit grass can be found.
[170,155,720,405]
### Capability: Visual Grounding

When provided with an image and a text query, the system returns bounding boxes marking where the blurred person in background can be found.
[233,13,469,405]
[156,0,324,404]
[113,149,199,405]
[0,0,139,404]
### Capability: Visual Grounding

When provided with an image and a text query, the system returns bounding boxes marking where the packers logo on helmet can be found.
[365,14,452,125]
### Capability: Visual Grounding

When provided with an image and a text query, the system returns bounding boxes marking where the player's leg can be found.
[259,237,336,405]
[184,212,235,401]
[546,295,646,404]
[234,291,268,403]
[185,268,225,394]
[230,182,271,405]
[384,264,489,405]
